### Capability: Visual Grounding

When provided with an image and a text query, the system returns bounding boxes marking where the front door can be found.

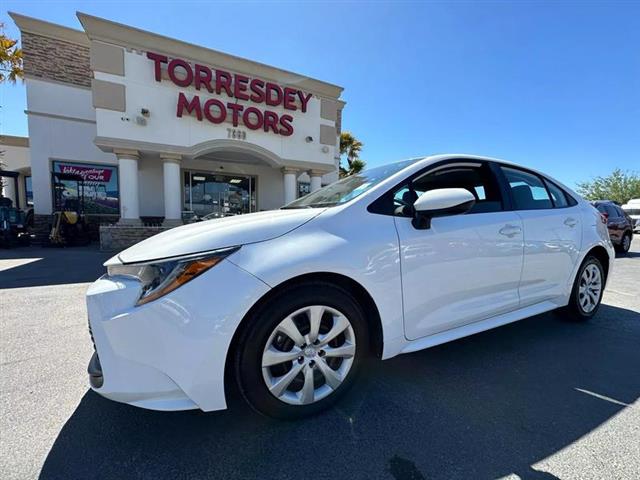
[393,162,524,340]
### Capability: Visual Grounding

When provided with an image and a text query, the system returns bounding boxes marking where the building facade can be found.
[0,135,31,210]
[8,12,344,248]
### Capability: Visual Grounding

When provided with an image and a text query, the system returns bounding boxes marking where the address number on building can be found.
[227,128,247,140]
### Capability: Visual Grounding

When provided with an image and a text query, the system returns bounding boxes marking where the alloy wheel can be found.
[578,264,602,313]
[623,234,631,252]
[261,305,356,406]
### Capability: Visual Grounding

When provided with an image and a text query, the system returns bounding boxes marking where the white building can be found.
[7,12,344,248]
[0,135,30,209]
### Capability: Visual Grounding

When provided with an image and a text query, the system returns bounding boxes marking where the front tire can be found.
[234,282,368,419]
[562,255,605,321]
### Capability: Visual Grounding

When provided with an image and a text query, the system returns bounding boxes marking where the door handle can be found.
[564,217,578,228]
[499,224,522,237]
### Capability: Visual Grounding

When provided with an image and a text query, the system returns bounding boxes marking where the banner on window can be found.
[52,161,119,215]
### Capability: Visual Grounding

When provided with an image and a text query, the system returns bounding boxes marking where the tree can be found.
[576,169,640,204]
[1,23,23,84]
[339,131,366,177]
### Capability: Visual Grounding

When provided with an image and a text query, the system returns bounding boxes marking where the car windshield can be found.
[282,158,419,209]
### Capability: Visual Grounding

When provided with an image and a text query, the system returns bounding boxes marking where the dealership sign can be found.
[147,52,313,136]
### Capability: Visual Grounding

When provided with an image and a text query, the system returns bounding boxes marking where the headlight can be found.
[107,247,239,305]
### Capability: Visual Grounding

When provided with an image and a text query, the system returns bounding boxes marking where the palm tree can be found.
[339,132,366,177]
[1,23,23,84]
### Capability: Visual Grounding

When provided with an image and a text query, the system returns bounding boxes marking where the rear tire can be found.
[615,232,631,254]
[561,255,605,321]
[234,282,368,419]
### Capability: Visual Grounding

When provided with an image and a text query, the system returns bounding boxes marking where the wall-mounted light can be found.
[305,136,313,143]
[141,108,150,117]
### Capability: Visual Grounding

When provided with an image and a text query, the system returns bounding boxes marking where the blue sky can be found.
[2,0,639,187]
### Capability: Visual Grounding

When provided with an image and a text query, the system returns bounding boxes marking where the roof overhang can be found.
[76,12,344,99]
[8,11,89,47]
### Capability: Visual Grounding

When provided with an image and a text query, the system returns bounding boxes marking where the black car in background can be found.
[591,200,634,254]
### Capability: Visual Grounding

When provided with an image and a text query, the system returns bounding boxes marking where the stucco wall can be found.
[25,78,116,214]
[93,49,338,168]
[138,154,164,217]
[0,139,31,208]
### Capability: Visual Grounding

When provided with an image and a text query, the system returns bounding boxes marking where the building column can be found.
[282,167,298,205]
[161,153,183,226]
[1,176,17,206]
[309,170,324,192]
[114,149,140,224]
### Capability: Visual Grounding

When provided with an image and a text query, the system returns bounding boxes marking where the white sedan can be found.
[87,155,614,418]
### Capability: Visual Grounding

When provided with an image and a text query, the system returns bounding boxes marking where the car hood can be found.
[111,208,325,265]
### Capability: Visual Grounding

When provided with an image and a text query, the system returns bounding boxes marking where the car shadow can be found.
[39,304,639,480]
[617,251,640,258]
[0,246,111,289]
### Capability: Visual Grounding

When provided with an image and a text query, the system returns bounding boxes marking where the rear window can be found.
[596,203,618,217]
[543,179,570,208]
[501,167,552,210]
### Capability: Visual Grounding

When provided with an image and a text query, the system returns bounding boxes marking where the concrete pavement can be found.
[1,241,638,479]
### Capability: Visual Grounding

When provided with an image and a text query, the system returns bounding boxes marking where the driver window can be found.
[393,165,503,216]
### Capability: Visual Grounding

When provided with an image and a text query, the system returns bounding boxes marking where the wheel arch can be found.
[224,272,384,392]
[586,244,611,280]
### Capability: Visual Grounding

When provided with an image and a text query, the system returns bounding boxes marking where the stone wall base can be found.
[32,214,51,245]
[99,224,176,251]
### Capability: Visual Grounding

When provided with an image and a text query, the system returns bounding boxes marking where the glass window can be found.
[502,167,553,210]
[183,171,256,218]
[611,205,624,218]
[543,179,569,208]
[599,204,617,217]
[283,159,417,209]
[24,176,33,206]
[298,182,310,198]
[51,161,119,215]
[393,164,503,215]
[614,206,627,218]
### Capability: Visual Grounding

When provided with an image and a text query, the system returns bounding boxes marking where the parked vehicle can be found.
[0,197,31,248]
[621,198,640,233]
[591,200,634,254]
[87,155,615,419]
[49,173,91,247]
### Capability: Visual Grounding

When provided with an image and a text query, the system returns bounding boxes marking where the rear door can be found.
[499,166,582,306]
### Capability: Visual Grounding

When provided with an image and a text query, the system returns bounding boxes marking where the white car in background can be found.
[87,155,614,419]
[622,198,640,232]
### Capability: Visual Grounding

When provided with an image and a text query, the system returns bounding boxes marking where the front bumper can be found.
[86,258,270,412]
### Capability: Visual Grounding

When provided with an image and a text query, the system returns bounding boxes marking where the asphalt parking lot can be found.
[1,241,639,480]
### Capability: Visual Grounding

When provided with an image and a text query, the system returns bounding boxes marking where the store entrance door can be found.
[183,171,256,219]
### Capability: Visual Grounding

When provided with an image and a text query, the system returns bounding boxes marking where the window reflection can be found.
[183,171,256,218]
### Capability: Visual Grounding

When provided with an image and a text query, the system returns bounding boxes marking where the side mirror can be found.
[412,188,476,229]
